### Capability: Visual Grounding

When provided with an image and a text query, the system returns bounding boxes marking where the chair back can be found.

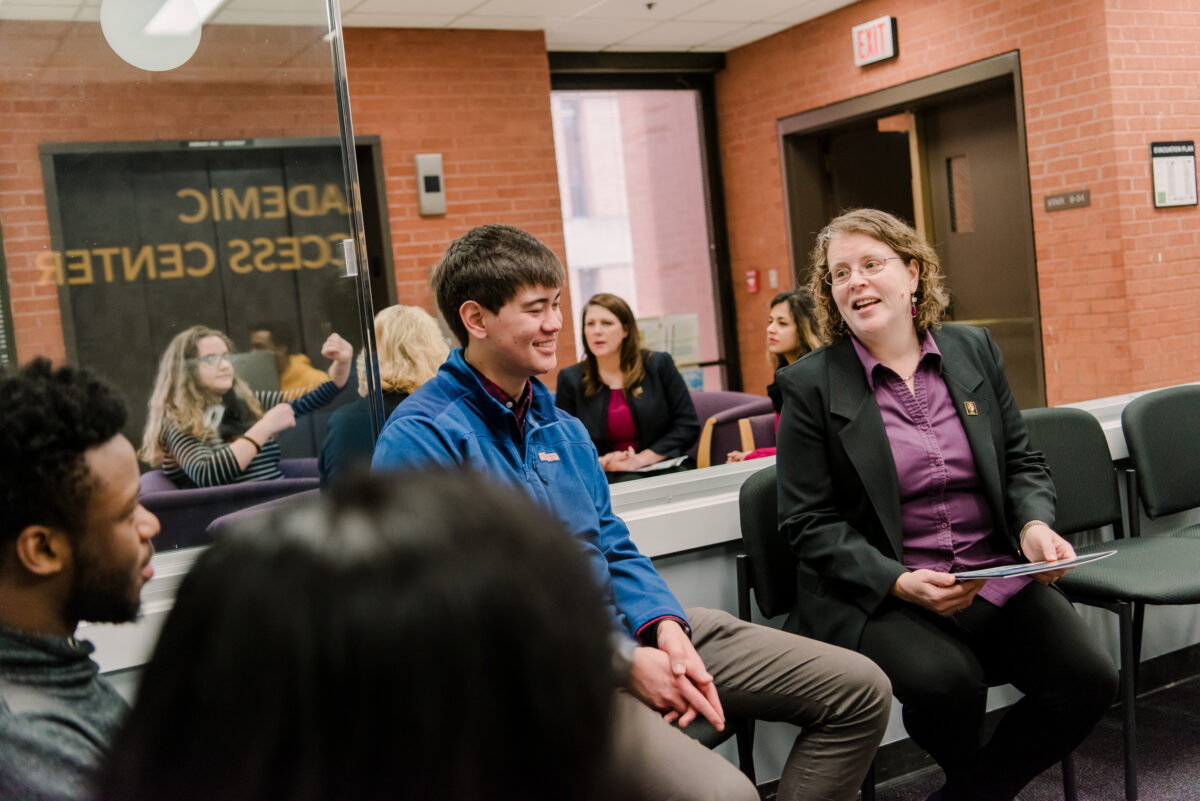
[279,457,319,478]
[139,477,320,550]
[688,391,775,467]
[1122,385,1200,519]
[1022,407,1123,536]
[139,469,180,494]
[737,412,777,452]
[737,465,796,618]
[206,488,321,539]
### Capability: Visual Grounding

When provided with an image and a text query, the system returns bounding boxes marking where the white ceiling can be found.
[0,0,860,52]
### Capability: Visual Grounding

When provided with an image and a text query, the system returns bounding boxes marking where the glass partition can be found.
[0,0,382,551]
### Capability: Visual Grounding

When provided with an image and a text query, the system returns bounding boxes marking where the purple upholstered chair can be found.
[737,411,779,454]
[686,391,775,468]
[139,458,319,550]
[205,488,321,541]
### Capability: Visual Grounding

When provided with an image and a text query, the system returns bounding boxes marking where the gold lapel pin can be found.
[964,401,978,416]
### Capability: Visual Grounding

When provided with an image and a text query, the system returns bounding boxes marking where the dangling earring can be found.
[910,293,918,318]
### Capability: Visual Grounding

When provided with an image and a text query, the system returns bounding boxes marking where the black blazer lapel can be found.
[827,342,906,558]
[935,329,1005,525]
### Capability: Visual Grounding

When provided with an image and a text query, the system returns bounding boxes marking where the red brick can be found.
[717,0,1200,403]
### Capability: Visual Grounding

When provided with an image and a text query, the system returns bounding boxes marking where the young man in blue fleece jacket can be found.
[371,224,891,801]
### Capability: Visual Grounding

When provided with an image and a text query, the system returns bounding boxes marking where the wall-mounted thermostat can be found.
[414,153,446,216]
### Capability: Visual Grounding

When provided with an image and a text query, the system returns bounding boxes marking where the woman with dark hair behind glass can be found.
[99,470,617,801]
[556,292,699,474]
[726,288,822,462]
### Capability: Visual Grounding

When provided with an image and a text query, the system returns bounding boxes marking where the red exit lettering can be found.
[852,16,896,67]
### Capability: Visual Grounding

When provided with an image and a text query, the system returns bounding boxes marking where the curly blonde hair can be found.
[357,305,450,397]
[139,326,263,466]
[805,208,950,343]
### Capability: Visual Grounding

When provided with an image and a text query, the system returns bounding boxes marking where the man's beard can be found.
[64,549,142,625]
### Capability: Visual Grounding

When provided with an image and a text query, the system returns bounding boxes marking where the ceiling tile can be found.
[699,21,790,49]
[0,5,77,20]
[680,0,803,23]
[341,12,456,27]
[219,0,324,10]
[617,18,740,46]
[544,16,657,46]
[351,0,479,12]
[582,0,710,19]
[0,0,844,53]
[767,0,857,26]
[471,0,597,17]
[604,40,698,51]
[209,7,328,25]
[450,14,555,30]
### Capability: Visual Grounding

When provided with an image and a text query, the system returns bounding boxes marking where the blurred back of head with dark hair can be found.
[0,357,127,549]
[100,470,617,801]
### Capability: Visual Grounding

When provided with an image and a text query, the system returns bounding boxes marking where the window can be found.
[550,89,723,389]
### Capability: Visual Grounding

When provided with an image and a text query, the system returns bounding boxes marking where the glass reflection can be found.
[318,305,449,490]
[1,1,379,550]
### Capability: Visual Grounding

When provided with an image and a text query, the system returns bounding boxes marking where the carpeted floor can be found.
[873,676,1200,801]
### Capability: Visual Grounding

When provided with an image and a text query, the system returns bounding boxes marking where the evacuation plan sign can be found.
[1150,141,1197,208]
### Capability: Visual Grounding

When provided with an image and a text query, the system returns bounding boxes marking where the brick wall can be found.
[0,23,575,380]
[717,0,1200,404]
[7,9,1197,402]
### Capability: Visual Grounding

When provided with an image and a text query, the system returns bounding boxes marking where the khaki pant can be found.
[612,607,891,801]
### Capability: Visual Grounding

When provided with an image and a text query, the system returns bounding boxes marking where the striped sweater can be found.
[160,382,339,487]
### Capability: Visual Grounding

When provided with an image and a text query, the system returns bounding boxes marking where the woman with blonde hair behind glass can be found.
[555,293,699,475]
[319,305,450,488]
[139,325,352,487]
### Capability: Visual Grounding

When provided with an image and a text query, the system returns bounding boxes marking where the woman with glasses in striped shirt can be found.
[139,325,352,487]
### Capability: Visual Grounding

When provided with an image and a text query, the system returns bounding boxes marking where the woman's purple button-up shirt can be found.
[852,334,1028,607]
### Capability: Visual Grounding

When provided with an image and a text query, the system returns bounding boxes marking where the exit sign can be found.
[852,16,898,67]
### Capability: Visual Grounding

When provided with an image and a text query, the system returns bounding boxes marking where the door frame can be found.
[776,51,1045,405]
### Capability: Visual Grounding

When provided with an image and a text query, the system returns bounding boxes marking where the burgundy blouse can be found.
[606,388,638,453]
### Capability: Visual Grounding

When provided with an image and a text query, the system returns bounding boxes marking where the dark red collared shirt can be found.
[469,365,533,437]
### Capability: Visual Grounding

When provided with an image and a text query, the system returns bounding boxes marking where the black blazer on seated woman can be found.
[555,350,701,460]
[774,323,1056,651]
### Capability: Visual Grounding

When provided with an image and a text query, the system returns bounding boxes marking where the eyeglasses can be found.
[192,353,232,367]
[825,257,902,286]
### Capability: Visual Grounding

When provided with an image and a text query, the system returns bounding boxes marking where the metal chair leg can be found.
[1061,751,1078,801]
[1117,601,1138,801]
[735,718,756,784]
[1131,602,1145,689]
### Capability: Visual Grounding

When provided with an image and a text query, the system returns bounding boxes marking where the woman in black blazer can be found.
[556,293,699,473]
[776,210,1116,801]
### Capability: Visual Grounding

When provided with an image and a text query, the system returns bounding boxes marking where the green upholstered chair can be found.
[736,465,880,801]
[1024,405,1200,801]
[1121,385,1200,540]
[738,462,1081,801]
